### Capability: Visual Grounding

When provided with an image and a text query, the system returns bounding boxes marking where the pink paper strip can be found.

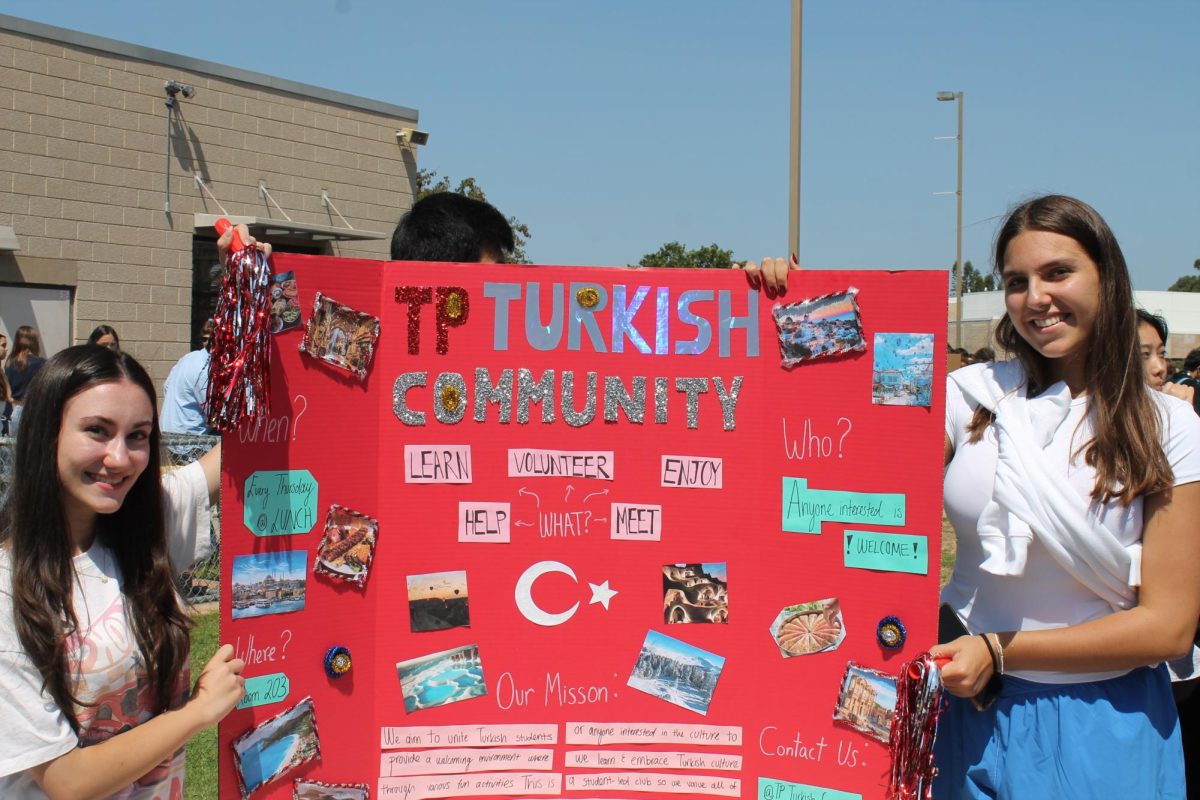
[565,750,742,771]
[565,722,742,746]
[508,448,615,480]
[377,772,561,799]
[660,455,723,488]
[381,748,554,777]
[564,772,741,796]
[458,502,511,542]
[610,503,663,541]
[381,724,557,750]
[405,444,472,484]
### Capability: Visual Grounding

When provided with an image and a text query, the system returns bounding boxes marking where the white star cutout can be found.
[588,580,617,610]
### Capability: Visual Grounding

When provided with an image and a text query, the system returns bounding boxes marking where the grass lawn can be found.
[187,608,220,800]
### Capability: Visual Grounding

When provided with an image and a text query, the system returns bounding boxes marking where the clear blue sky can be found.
[8,1,1197,288]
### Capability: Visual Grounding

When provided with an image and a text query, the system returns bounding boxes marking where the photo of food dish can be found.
[769,598,846,657]
[269,271,303,334]
[313,505,379,586]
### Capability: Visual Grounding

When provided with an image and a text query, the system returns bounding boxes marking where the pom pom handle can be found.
[214,217,246,252]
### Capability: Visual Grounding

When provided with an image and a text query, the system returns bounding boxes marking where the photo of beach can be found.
[396,644,486,713]
[628,630,725,715]
[832,663,898,744]
[231,551,308,620]
[772,289,865,366]
[292,779,369,800]
[314,505,378,586]
[232,696,321,798]
[663,563,728,624]
[872,332,934,406]
[407,570,470,632]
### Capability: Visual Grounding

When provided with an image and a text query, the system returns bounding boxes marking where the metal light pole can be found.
[788,0,803,265]
[937,90,963,349]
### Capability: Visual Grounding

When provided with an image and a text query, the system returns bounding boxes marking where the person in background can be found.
[160,320,215,437]
[0,345,241,797]
[1167,347,1200,402]
[87,325,120,352]
[1135,308,1200,796]
[972,346,996,364]
[391,192,515,263]
[1137,309,1197,410]
[0,333,10,436]
[4,325,46,437]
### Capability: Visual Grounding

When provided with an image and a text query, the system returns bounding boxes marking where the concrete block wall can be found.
[0,17,418,386]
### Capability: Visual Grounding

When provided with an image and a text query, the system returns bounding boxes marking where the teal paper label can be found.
[243,470,318,536]
[759,777,862,800]
[844,529,928,574]
[781,477,905,534]
[235,672,291,710]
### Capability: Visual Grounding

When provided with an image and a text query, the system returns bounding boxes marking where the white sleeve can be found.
[0,564,77,781]
[1161,396,1200,487]
[161,460,213,575]
[944,373,973,449]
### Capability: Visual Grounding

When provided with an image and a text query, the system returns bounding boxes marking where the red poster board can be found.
[219,256,947,800]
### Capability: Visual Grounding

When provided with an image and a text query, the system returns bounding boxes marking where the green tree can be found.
[636,241,736,269]
[956,260,995,293]
[415,169,533,264]
[1167,259,1200,292]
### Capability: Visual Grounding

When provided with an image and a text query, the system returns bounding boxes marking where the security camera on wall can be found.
[396,128,429,146]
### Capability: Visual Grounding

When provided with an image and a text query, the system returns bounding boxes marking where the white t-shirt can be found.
[943,362,1200,684]
[0,461,211,798]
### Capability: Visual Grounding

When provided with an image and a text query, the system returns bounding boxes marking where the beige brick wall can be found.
[0,22,417,387]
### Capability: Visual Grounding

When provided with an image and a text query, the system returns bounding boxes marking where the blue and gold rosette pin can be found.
[876,616,906,650]
[324,645,353,679]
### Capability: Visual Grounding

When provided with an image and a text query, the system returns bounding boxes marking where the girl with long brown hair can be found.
[0,345,244,797]
[4,324,45,436]
[929,195,1200,797]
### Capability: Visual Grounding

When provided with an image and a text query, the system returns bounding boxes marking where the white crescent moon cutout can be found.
[515,560,580,626]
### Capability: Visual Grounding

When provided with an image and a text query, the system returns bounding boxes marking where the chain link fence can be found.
[0,433,222,607]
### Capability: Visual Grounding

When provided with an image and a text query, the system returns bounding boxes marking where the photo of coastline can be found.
[232,696,321,798]
[872,333,934,406]
[293,779,370,800]
[663,563,728,624]
[314,505,379,586]
[628,630,725,715]
[231,551,308,620]
[832,662,898,744]
[407,570,470,632]
[396,644,486,713]
[772,289,865,366]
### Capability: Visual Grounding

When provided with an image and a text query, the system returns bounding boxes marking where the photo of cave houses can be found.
[663,562,728,624]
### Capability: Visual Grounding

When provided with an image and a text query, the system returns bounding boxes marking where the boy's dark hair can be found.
[391,193,515,263]
[1184,347,1200,374]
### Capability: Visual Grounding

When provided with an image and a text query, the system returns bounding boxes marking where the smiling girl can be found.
[0,345,244,799]
[931,195,1200,798]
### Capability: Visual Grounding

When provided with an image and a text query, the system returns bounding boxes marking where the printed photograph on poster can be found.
[231,551,308,619]
[299,291,380,380]
[313,505,379,586]
[293,779,370,800]
[396,644,486,713]
[770,598,846,657]
[407,570,471,632]
[231,696,321,798]
[772,288,865,366]
[872,333,934,406]
[663,562,728,624]
[628,630,725,715]
[269,271,303,334]
[832,662,898,744]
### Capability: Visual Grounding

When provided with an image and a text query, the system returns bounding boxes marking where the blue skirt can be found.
[933,665,1184,799]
